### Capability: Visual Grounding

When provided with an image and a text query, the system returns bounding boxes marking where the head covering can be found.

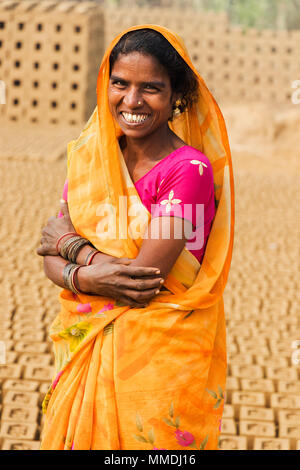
[41,25,235,451]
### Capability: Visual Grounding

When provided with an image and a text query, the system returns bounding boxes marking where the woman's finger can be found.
[120,265,161,277]
[119,277,163,290]
[60,199,69,217]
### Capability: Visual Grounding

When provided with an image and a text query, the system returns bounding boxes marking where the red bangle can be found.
[56,232,78,253]
[87,250,100,265]
[71,265,82,294]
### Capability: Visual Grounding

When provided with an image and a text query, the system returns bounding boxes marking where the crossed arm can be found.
[37,200,192,307]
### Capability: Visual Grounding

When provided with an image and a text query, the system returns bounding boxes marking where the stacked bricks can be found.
[1,1,299,126]
[0,0,104,125]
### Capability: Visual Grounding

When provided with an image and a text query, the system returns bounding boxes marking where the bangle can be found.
[62,263,82,294]
[60,236,81,259]
[68,238,92,264]
[71,265,82,294]
[85,249,100,265]
[56,232,78,253]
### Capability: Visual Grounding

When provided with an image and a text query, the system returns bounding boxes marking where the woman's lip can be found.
[119,112,151,126]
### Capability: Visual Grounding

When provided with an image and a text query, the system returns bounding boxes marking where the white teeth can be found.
[122,112,149,123]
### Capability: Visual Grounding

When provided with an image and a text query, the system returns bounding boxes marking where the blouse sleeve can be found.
[57,179,68,218]
[151,157,214,230]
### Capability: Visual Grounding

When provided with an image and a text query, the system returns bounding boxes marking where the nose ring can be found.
[137,100,142,105]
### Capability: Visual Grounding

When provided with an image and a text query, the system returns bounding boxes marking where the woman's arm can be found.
[42,254,164,308]
[129,216,192,279]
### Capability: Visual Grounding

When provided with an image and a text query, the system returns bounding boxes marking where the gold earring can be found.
[173,99,182,117]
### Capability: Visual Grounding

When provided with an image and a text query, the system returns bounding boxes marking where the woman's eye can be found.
[144,85,157,92]
[112,80,126,87]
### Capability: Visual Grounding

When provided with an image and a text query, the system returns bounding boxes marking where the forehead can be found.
[110,51,170,83]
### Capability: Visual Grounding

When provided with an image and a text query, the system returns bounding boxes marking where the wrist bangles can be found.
[62,263,82,295]
[59,234,100,294]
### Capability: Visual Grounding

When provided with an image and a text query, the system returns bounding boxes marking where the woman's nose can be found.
[123,88,142,108]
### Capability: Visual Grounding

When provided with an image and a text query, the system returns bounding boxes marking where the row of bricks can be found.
[223,405,300,424]
[226,376,300,395]
[0,364,54,381]
[0,403,298,427]
[220,419,300,448]
[1,381,299,414]
[218,435,300,451]
[0,420,299,449]
[224,391,300,411]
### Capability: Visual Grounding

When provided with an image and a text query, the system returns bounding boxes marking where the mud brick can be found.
[12,319,44,331]
[0,320,11,329]
[218,435,248,450]
[5,351,18,363]
[14,342,49,354]
[239,420,276,448]
[239,406,274,422]
[239,345,270,356]
[39,382,51,394]
[228,354,253,366]
[1,340,14,351]
[271,393,300,412]
[241,378,275,396]
[3,391,39,407]
[255,356,289,368]
[226,376,240,392]
[1,438,41,450]
[0,330,12,340]
[0,421,38,441]
[277,381,300,395]
[17,353,52,366]
[279,424,300,448]
[253,437,290,450]
[0,364,23,380]
[12,331,45,342]
[278,410,300,425]
[231,391,266,409]
[227,342,238,354]
[24,365,54,382]
[1,405,39,423]
[230,364,264,380]
[269,339,295,354]
[220,418,237,435]
[2,379,39,393]
[222,404,234,419]
[266,367,298,381]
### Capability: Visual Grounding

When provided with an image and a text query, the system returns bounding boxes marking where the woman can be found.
[37,25,234,450]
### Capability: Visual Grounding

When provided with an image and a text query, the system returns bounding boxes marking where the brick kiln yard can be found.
[0,103,299,450]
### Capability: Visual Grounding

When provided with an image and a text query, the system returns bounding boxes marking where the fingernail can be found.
[160,279,164,284]
[156,269,160,274]
[155,289,160,294]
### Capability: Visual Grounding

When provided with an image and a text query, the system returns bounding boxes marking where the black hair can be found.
[109,28,199,117]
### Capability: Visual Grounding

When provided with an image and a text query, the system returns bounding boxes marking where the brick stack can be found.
[0,0,104,125]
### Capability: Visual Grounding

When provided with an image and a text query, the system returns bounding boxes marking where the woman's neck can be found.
[121,125,185,165]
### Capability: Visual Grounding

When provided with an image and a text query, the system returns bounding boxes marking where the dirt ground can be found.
[0,102,299,450]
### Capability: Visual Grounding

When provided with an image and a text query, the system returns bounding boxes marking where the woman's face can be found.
[108,51,177,139]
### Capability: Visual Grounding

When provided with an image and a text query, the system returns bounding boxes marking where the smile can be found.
[121,112,150,124]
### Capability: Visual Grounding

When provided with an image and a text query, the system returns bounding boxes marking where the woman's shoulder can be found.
[166,145,213,176]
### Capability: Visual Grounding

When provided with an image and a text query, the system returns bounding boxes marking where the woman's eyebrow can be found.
[110,75,166,88]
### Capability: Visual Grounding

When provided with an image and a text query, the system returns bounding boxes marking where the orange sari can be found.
[40,25,235,450]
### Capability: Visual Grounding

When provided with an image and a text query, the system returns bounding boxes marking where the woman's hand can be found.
[37,200,76,256]
[77,258,164,308]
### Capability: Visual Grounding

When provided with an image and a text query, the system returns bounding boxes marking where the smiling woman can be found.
[37,25,234,450]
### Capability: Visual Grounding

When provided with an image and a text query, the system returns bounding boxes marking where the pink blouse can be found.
[59,145,215,264]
